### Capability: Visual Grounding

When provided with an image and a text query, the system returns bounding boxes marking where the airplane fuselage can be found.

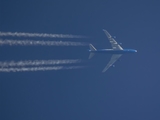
[89,49,137,54]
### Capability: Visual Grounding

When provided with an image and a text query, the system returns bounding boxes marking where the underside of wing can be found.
[102,54,122,73]
[103,29,123,50]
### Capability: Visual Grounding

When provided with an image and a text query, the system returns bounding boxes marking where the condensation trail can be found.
[0,59,82,67]
[0,31,86,38]
[0,39,87,46]
[0,66,85,72]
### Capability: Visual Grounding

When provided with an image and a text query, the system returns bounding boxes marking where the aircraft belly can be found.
[93,50,125,54]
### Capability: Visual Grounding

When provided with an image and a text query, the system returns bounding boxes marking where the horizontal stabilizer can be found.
[88,53,95,59]
[89,44,96,51]
[88,44,96,59]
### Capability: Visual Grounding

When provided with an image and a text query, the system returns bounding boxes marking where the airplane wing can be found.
[102,54,122,72]
[103,29,123,50]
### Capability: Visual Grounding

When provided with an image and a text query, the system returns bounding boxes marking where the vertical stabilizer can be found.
[88,44,97,59]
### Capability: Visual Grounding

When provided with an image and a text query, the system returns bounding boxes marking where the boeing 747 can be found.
[89,29,137,73]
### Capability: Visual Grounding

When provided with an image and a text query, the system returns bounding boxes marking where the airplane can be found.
[88,29,137,73]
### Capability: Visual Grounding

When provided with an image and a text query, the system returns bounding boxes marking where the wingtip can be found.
[102,69,107,73]
[103,29,108,33]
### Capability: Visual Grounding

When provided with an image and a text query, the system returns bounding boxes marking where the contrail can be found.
[0,39,87,46]
[0,66,85,72]
[0,59,82,67]
[0,31,86,38]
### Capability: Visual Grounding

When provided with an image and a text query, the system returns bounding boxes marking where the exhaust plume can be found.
[0,31,86,38]
[0,59,82,67]
[0,66,85,72]
[0,39,87,46]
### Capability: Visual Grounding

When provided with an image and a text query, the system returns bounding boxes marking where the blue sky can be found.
[1,0,160,120]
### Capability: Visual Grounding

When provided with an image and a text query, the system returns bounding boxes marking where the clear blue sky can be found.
[1,0,160,120]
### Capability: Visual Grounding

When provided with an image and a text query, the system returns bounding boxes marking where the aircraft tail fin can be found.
[88,44,97,59]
